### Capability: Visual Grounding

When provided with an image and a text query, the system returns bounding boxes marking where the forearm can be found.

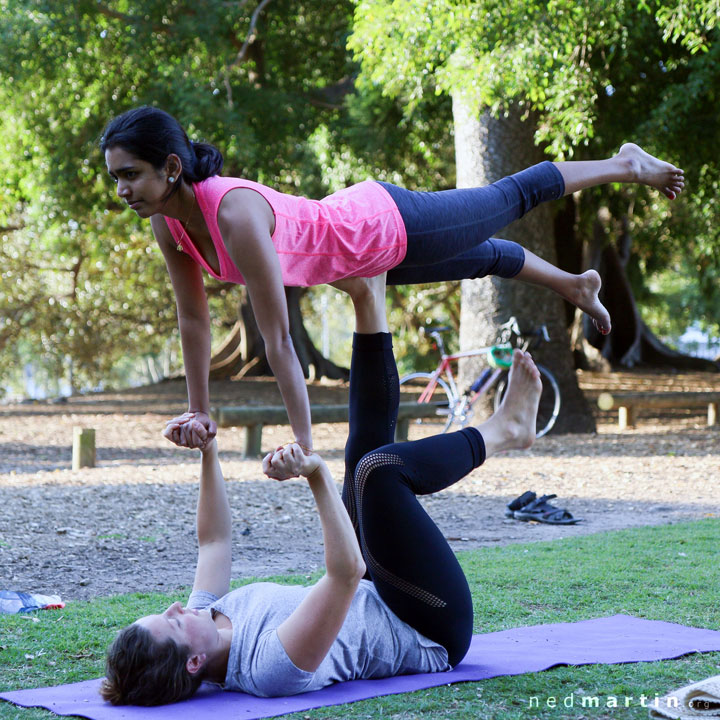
[306,462,365,582]
[178,314,212,413]
[265,337,313,448]
[197,440,232,546]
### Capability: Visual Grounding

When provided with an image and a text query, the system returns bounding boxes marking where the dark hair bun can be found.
[191,141,224,180]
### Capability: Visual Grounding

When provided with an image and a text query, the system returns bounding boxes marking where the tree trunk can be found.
[452,96,595,433]
[209,287,349,381]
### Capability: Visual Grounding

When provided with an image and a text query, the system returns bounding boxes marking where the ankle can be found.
[613,149,640,182]
[476,412,534,456]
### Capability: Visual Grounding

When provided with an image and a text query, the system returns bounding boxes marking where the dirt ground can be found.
[1,373,719,602]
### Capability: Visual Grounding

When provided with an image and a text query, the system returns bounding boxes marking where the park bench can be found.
[596,391,720,430]
[216,402,444,457]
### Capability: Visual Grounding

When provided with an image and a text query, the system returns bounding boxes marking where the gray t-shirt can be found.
[188,579,449,697]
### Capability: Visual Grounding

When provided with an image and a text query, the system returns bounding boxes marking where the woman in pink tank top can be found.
[101,107,684,455]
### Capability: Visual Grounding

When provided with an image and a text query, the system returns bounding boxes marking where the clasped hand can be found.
[163,411,217,450]
[263,443,320,481]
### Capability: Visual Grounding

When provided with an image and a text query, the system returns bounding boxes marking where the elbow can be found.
[353,556,367,583]
[265,331,294,356]
[328,555,366,589]
[177,310,210,329]
[344,555,367,586]
[264,332,296,367]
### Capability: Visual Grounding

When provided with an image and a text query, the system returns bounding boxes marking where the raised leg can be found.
[352,349,543,667]
[386,237,525,284]
[380,147,683,336]
[387,238,611,335]
[515,249,611,334]
[554,143,684,199]
[329,274,397,544]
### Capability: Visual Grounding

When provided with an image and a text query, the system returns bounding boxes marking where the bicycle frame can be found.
[414,315,548,407]
[416,336,508,406]
[403,317,559,436]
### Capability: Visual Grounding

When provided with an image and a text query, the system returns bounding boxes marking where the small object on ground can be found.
[513,494,582,525]
[0,590,65,614]
[504,490,537,518]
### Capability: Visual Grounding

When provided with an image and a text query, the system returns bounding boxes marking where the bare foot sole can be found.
[492,350,543,450]
[616,143,685,199]
[567,269,611,335]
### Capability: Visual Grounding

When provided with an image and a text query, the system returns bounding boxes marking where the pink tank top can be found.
[163,176,407,287]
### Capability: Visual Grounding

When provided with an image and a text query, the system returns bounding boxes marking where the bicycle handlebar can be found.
[421,317,551,356]
[497,317,550,346]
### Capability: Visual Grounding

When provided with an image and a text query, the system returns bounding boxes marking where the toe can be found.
[593,318,612,335]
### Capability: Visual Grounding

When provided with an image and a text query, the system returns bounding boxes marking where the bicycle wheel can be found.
[493,363,561,438]
[398,372,456,427]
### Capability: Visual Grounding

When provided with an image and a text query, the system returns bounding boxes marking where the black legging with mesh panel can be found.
[341,332,486,667]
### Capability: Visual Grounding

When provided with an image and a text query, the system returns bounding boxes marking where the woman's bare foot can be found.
[330,273,388,334]
[615,143,685,200]
[476,350,542,457]
[564,269,611,335]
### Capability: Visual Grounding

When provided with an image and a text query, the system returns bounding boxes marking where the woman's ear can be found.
[186,652,206,675]
[164,153,183,182]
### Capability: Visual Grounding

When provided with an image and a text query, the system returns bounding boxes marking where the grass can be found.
[2,519,720,720]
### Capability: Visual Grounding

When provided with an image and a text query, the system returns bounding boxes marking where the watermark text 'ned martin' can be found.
[528,693,681,710]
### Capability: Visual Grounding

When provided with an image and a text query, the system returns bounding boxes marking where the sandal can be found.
[504,490,536,518]
[513,494,582,525]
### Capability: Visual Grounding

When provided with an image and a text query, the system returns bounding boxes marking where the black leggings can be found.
[342,333,486,667]
[381,160,564,285]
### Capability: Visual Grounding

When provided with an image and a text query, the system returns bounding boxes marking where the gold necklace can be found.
[176,189,196,252]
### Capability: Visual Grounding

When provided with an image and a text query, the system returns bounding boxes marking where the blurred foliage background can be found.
[0,0,718,399]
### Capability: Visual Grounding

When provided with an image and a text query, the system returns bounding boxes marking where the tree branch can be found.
[228,0,274,69]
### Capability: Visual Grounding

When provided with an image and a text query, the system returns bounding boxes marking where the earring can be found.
[168,176,175,183]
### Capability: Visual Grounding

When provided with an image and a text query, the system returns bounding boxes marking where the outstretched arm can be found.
[218,192,313,451]
[164,414,232,598]
[152,215,217,448]
[263,446,365,672]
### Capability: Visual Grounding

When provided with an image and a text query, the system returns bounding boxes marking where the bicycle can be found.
[398,317,561,437]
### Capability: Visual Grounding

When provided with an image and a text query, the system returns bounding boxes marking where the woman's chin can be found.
[130,204,153,218]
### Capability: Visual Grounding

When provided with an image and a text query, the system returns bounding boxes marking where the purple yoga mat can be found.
[4,615,720,720]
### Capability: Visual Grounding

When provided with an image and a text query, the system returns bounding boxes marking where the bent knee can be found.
[352,448,405,496]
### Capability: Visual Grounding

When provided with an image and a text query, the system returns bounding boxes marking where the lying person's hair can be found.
[101,624,203,705]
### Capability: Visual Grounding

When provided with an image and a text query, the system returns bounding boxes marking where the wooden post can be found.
[244,424,263,458]
[72,427,96,469]
[618,406,635,431]
[708,402,718,427]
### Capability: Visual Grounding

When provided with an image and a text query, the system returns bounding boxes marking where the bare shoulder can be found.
[218,188,275,237]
